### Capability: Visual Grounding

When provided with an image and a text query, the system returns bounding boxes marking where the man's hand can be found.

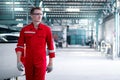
[17,62,24,71]
[47,57,54,73]
[46,65,53,73]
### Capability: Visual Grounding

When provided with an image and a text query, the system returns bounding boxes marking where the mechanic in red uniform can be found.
[15,7,55,80]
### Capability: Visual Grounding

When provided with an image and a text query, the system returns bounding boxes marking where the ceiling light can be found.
[5,2,20,4]
[117,1,120,7]
[42,8,50,11]
[66,8,80,12]
[17,23,23,27]
[43,12,46,17]
[39,1,43,7]
[16,19,23,21]
[14,8,24,11]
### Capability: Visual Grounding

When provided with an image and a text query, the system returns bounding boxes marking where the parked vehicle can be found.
[0,33,23,80]
[0,33,56,80]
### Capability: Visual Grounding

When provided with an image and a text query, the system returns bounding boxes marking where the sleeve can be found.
[46,27,55,58]
[15,28,25,54]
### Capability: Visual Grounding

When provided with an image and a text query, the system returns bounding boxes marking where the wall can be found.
[104,18,114,44]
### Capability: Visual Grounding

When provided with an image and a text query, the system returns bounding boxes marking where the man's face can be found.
[31,9,43,22]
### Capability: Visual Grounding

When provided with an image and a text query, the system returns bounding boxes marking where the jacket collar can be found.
[30,22,43,30]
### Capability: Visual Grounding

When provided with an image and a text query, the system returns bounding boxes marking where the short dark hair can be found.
[30,7,42,14]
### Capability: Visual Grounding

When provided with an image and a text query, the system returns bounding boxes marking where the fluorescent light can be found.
[43,12,46,17]
[66,8,80,12]
[39,1,43,7]
[17,23,23,27]
[16,19,23,21]
[5,2,20,4]
[42,8,50,11]
[117,1,120,7]
[14,8,24,11]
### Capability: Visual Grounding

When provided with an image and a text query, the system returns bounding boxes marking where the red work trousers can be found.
[24,49,46,80]
[25,58,46,80]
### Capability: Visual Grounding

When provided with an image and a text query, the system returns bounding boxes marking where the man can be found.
[15,7,55,80]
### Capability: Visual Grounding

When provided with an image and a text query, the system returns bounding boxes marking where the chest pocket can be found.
[37,31,46,44]
[38,32,45,38]
[24,31,35,40]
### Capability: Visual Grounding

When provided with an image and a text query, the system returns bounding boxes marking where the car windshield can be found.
[0,25,20,43]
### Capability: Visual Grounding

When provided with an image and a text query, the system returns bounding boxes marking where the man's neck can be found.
[33,22,40,29]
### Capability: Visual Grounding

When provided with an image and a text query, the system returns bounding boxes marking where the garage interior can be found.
[0,0,120,80]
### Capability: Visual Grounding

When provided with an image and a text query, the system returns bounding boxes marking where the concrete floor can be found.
[18,46,120,80]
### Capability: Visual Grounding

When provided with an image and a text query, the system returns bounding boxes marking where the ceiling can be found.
[43,0,112,19]
[0,0,115,26]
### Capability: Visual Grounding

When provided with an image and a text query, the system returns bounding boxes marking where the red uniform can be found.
[15,23,55,80]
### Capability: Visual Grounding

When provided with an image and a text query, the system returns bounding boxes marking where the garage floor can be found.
[18,46,120,80]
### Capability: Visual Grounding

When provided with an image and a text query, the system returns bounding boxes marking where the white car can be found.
[0,33,56,80]
[0,33,23,80]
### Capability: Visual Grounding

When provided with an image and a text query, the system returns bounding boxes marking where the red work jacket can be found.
[15,23,55,64]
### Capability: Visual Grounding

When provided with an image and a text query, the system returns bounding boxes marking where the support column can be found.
[26,0,29,24]
[12,0,15,19]
[113,0,120,59]
[96,19,99,49]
